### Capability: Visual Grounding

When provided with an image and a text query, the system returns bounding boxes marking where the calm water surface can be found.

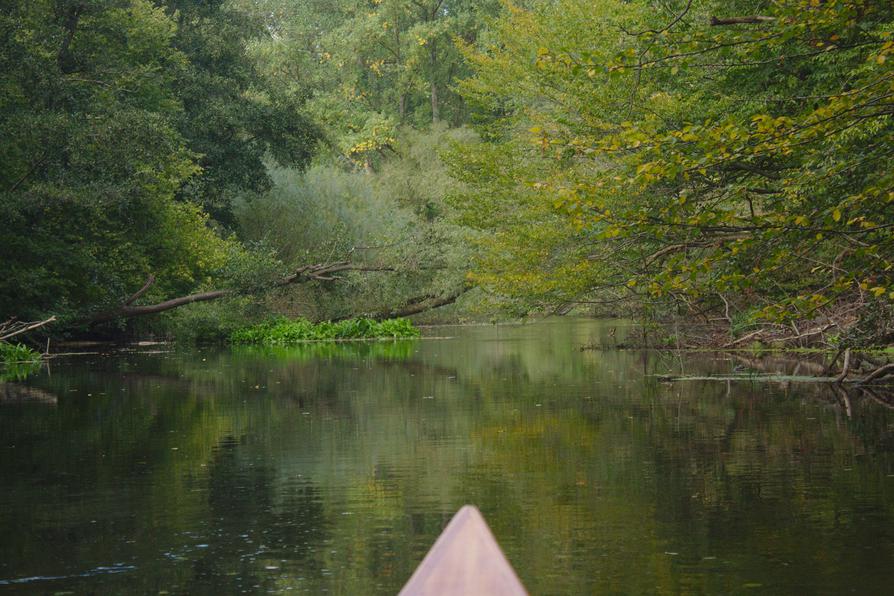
[1,319,893,594]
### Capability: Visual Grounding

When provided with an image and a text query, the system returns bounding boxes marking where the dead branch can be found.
[857,362,894,385]
[86,290,231,325]
[0,316,57,342]
[722,328,763,348]
[834,348,851,383]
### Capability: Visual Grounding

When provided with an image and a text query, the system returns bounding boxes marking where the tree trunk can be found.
[429,43,440,123]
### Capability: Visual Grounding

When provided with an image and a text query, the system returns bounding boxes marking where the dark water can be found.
[1,320,893,595]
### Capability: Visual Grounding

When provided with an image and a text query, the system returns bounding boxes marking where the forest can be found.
[3,3,894,593]
[2,0,893,352]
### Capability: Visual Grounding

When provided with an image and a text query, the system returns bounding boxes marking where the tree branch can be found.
[0,317,57,342]
[710,16,776,26]
[124,274,156,306]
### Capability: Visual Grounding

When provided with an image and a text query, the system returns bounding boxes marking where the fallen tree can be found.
[333,286,471,322]
[82,261,465,326]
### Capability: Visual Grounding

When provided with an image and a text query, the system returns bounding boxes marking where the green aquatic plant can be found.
[0,342,42,381]
[230,317,420,345]
[0,342,40,365]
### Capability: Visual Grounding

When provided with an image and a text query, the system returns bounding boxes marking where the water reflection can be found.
[0,320,893,594]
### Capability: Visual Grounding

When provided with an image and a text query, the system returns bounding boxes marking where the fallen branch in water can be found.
[857,362,894,385]
[834,348,851,383]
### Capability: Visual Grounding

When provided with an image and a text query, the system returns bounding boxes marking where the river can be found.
[1,319,893,594]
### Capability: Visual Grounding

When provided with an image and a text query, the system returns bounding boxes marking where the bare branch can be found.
[0,316,57,342]
[834,348,851,383]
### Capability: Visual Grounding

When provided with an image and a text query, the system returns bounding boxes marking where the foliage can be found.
[235,125,475,322]
[155,296,264,344]
[240,0,500,167]
[230,317,420,345]
[448,0,894,345]
[163,0,320,225]
[0,0,316,328]
[0,342,41,365]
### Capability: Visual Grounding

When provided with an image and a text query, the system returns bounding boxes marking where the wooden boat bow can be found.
[399,505,528,595]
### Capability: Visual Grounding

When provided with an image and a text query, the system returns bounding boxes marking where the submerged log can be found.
[399,505,527,596]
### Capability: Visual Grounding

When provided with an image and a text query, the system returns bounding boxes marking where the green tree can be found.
[0,0,317,326]
[163,0,319,226]
[449,0,894,345]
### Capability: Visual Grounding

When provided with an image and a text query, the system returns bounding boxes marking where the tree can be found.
[244,0,498,168]
[0,0,318,326]
[161,0,319,226]
[448,0,894,345]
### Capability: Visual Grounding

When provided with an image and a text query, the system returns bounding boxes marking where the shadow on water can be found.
[0,319,893,594]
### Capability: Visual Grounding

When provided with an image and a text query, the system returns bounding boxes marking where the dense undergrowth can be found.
[230,317,420,345]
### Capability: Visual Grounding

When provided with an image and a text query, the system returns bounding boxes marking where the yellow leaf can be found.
[832,208,841,222]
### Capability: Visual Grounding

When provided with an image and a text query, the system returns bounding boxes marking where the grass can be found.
[230,317,421,345]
